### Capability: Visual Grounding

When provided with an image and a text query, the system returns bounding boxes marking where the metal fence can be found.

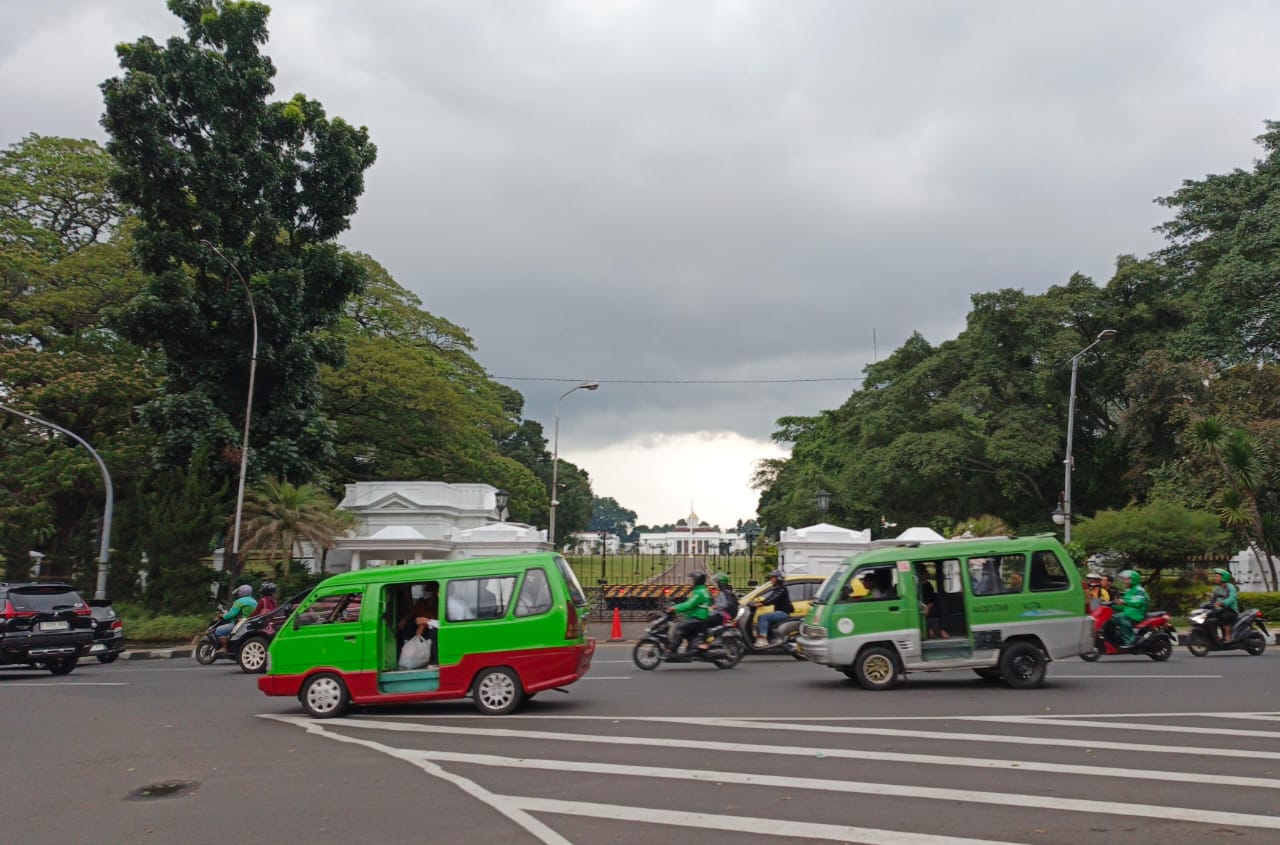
[567,553,769,621]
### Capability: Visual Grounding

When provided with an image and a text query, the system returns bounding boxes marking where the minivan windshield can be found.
[813,563,851,604]
[554,555,588,606]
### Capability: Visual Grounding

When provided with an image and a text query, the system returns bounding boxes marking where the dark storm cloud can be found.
[4,0,1280,456]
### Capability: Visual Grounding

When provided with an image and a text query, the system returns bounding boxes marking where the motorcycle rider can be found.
[666,571,711,657]
[253,581,278,617]
[752,569,794,649]
[1103,569,1148,648]
[1207,568,1239,644]
[215,584,258,650]
[697,572,738,651]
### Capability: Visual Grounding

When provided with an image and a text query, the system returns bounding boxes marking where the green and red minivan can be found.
[257,553,594,717]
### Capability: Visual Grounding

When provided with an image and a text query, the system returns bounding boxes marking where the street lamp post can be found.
[0,403,113,599]
[548,381,598,548]
[1059,329,1118,545]
[494,488,509,522]
[599,530,609,583]
[201,240,259,575]
[816,489,830,521]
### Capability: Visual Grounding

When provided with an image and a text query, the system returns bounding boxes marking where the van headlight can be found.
[801,623,827,639]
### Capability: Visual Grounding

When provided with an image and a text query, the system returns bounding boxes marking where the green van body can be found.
[797,536,1091,689]
[257,553,594,715]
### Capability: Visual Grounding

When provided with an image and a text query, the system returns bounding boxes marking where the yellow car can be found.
[734,575,828,655]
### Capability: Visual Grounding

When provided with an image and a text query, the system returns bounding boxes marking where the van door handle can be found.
[888,605,900,612]
[344,635,356,642]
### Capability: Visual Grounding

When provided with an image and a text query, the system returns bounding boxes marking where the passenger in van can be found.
[397,585,438,667]
[970,559,1000,595]
[1004,572,1024,593]
[916,565,948,638]
[860,570,894,600]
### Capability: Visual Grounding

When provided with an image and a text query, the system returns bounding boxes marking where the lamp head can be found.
[580,382,599,391]
[494,488,510,513]
[1096,329,1117,341]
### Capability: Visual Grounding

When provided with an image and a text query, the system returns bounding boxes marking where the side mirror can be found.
[839,584,852,602]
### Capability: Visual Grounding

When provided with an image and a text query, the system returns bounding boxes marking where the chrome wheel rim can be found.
[477,672,516,711]
[241,641,267,671]
[863,654,893,684]
[305,677,343,714]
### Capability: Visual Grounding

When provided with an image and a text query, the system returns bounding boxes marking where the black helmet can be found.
[690,571,707,586]
[261,581,277,596]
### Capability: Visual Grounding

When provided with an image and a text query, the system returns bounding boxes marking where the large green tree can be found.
[100,0,377,491]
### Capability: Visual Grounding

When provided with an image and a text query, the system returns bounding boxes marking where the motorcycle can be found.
[1079,603,1175,661]
[1187,603,1269,657]
[632,610,745,670]
[194,605,249,665]
[735,603,805,659]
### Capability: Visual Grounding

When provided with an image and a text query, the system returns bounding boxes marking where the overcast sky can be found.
[4,1,1279,529]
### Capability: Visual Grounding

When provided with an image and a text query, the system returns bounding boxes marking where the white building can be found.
[1230,546,1278,591]
[214,481,549,574]
[567,532,622,555]
[637,512,741,555]
[777,523,948,577]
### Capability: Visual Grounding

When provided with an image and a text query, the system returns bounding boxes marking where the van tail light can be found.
[565,602,581,639]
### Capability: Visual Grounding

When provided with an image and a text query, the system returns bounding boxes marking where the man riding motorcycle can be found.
[1102,569,1148,647]
[666,571,711,657]
[215,584,258,651]
[1207,567,1239,644]
[752,569,794,649]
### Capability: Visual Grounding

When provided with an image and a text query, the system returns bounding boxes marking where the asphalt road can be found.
[5,643,1279,845]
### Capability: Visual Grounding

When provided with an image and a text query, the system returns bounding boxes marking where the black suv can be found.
[1,582,95,675]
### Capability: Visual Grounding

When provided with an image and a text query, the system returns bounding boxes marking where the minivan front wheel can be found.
[300,672,350,719]
[999,642,1046,689]
[852,646,901,691]
[473,667,525,715]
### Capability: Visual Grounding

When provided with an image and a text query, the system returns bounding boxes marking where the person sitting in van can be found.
[916,565,948,638]
[667,571,711,656]
[397,585,439,668]
[860,570,894,600]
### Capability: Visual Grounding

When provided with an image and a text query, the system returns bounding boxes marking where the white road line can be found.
[579,676,629,680]
[1049,674,1222,679]
[0,682,127,686]
[259,715,1280,788]
[265,716,1280,833]
[508,796,1026,845]
[664,716,1280,760]
[993,716,1280,739]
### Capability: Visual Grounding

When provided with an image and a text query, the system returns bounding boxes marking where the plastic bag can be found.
[398,634,432,670]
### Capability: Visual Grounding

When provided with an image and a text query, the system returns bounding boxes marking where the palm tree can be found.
[951,514,1012,539]
[235,478,352,576]
[1188,417,1277,591]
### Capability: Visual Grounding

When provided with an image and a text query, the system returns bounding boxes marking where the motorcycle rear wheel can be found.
[1187,629,1210,657]
[1243,632,1267,656]
[1147,635,1173,662]
[633,640,663,670]
[713,638,744,669]
[1078,643,1100,662]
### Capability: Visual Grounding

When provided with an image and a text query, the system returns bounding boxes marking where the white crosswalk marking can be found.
[262,710,1280,844]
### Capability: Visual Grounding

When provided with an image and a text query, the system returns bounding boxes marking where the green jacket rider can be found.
[674,582,711,619]
[1111,569,1148,646]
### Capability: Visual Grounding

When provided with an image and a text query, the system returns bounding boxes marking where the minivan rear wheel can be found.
[999,642,1046,689]
[473,667,525,715]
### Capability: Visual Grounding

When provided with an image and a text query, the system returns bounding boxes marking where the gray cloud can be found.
[4,0,1279,461]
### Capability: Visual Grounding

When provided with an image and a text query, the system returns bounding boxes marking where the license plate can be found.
[39,620,70,631]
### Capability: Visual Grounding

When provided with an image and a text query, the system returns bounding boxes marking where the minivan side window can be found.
[1029,550,1070,592]
[447,576,517,622]
[297,592,362,627]
[515,568,553,617]
[554,555,588,606]
[969,556,1025,595]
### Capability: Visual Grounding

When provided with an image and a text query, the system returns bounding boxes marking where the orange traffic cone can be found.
[608,606,624,641]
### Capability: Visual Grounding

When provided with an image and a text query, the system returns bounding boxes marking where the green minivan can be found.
[257,553,594,716]
[797,536,1091,690]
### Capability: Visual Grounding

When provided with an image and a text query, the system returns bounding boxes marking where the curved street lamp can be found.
[201,240,259,574]
[816,489,831,520]
[1059,329,1117,544]
[548,381,598,547]
[0,403,113,599]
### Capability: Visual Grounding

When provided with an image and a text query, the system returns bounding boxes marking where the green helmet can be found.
[1117,569,1140,586]
[714,572,731,585]
[1213,567,1232,583]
